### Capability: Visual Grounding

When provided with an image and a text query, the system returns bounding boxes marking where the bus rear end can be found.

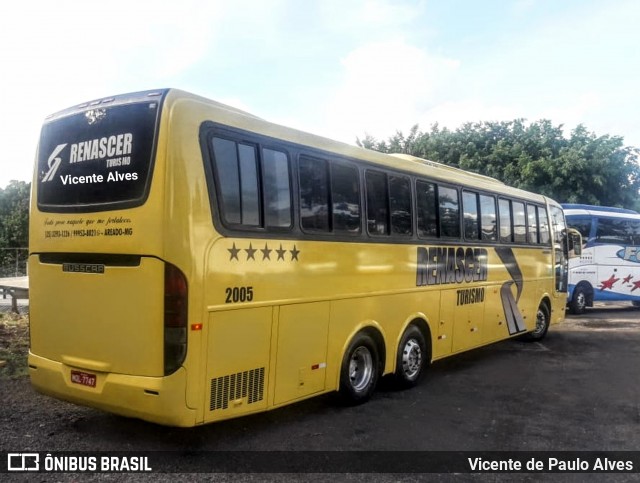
[28,90,196,426]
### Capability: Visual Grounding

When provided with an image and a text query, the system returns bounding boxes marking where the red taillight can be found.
[164,263,188,375]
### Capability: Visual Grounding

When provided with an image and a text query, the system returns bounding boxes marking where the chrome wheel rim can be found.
[349,346,373,392]
[401,339,422,379]
[533,307,548,336]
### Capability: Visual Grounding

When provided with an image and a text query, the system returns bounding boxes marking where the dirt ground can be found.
[0,313,29,379]
[1,305,639,481]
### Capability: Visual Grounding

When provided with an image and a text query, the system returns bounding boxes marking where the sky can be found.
[1,0,639,189]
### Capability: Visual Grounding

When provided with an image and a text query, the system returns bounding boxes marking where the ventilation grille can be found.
[210,367,265,411]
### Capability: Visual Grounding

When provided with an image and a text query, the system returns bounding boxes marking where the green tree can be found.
[358,120,640,211]
[0,181,30,276]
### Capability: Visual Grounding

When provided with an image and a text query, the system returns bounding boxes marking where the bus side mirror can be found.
[568,229,582,257]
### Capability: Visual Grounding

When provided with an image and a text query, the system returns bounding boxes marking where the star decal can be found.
[228,243,240,261]
[623,274,634,284]
[599,275,619,291]
[631,280,640,292]
[245,243,257,260]
[228,242,300,262]
[261,243,272,260]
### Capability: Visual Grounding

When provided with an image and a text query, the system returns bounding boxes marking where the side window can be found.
[262,148,292,228]
[527,204,538,244]
[499,198,512,243]
[480,194,497,241]
[439,186,460,238]
[211,137,260,226]
[538,206,550,244]
[462,191,479,240]
[211,137,292,230]
[595,218,633,245]
[417,180,437,238]
[566,216,592,239]
[331,163,361,233]
[631,220,640,245]
[512,201,526,243]
[299,156,329,231]
[389,175,412,236]
[366,171,389,235]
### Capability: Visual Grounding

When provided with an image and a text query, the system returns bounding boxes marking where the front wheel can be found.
[522,302,550,342]
[339,333,379,405]
[569,286,587,314]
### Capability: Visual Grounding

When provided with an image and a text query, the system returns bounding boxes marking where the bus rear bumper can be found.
[28,351,198,427]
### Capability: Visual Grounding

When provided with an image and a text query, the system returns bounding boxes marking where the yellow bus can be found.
[29,89,573,427]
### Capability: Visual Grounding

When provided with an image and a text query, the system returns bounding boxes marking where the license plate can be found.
[70,370,97,388]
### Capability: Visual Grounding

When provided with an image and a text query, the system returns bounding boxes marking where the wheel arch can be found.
[540,294,552,314]
[337,321,387,386]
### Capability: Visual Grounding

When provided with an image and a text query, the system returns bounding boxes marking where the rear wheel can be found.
[339,332,379,405]
[394,325,427,388]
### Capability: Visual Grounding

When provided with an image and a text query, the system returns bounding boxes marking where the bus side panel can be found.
[204,307,272,423]
[447,288,485,353]
[482,284,509,344]
[594,245,640,302]
[273,302,330,405]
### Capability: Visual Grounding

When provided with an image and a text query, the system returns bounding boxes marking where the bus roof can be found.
[389,153,506,186]
[562,203,640,218]
[170,89,553,204]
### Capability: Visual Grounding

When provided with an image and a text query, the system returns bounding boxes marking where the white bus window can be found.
[595,218,634,245]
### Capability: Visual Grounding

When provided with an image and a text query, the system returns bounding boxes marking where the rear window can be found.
[37,95,163,212]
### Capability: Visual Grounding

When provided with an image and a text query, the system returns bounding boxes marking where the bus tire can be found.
[522,302,550,342]
[570,286,587,314]
[394,325,427,389]
[338,332,379,405]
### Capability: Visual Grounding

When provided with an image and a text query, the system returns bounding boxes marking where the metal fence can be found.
[0,248,28,277]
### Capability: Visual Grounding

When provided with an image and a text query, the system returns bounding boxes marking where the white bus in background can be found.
[563,203,640,314]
